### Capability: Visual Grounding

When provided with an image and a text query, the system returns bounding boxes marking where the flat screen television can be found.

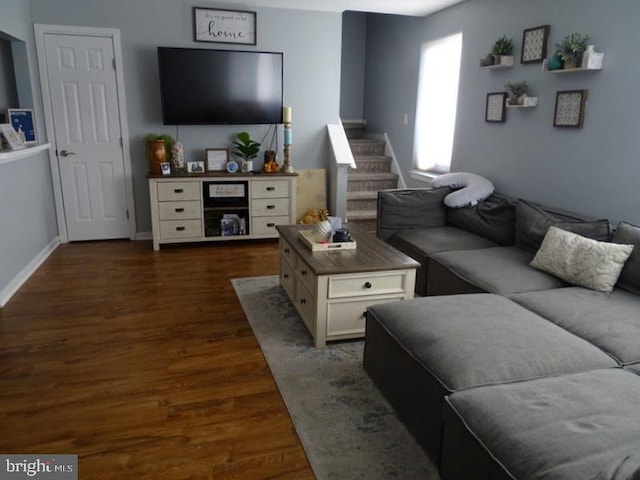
[157,47,283,125]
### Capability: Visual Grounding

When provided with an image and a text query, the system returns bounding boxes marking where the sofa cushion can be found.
[446,197,516,246]
[613,221,640,295]
[377,187,449,241]
[430,172,494,208]
[367,294,617,393]
[530,226,634,293]
[430,246,568,295]
[441,369,640,480]
[509,287,640,365]
[626,364,640,376]
[515,199,611,251]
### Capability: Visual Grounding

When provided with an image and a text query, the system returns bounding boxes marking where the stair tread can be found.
[348,138,386,145]
[346,210,378,220]
[348,172,398,179]
[353,155,390,161]
[347,191,378,200]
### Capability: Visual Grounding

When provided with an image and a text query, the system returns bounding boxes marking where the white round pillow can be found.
[430,172,494,208]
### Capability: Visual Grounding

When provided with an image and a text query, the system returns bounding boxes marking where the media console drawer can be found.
[157,182,200,201]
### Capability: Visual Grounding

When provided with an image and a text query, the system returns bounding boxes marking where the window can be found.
[413,32,463,173]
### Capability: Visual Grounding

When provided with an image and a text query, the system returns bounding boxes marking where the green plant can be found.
[555,32,590,62]
[144,133,175,160]
[232,131,261,162]
[491,35,514,56]
[504,81,528,96]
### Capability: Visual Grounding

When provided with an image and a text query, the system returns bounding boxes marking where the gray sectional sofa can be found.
[364,187,640,479]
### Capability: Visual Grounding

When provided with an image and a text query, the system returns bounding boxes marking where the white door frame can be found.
[34,24,137,242]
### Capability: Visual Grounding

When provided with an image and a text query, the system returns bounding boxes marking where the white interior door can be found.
[42,33,129,241]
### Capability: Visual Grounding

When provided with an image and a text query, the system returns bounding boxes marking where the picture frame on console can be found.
[193,7,257,45]
[206,148,230,171]
[187,161,205,173]
[7,108,37,144]
[0,123,26,150]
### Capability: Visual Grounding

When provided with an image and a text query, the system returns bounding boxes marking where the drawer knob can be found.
[176,226,186,231]
[267,205,276,209]
[175,208,184,212]
[364,281,372,289]
[174,188,184,193]
[283,274,289,279]
[300,298,306,305]
[301,269,307,276]
[267,223,276,227]
[284,248,290,253]
[266,187,275,191]
[362,311,367,319]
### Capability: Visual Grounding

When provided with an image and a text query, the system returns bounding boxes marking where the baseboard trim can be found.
[0,237,61,308]
[135,231,153,241]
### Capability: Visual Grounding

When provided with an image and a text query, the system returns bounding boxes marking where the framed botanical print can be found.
[554,90,588,128]
[485,92,507,123]
[521,25,550,64]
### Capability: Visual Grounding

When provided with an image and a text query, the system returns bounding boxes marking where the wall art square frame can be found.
[193,7,257,45]
[7,108,37,144]
[485,92,507,123]
[554,90,588,128]
[206,148,230,171]
[521,25,550,64]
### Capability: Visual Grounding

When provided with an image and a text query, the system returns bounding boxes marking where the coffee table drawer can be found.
[296,258,315,292]
[280,239,295,268]
[295,280,315,333]
[280,258,295,300]
[328,272,407,299]
[327,296,404,338]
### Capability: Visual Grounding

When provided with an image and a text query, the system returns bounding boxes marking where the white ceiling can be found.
[218,0,466,17]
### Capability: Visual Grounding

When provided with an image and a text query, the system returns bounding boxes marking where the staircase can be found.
[343,123,399,234]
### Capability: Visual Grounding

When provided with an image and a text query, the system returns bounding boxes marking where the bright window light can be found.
[413,32,463,173]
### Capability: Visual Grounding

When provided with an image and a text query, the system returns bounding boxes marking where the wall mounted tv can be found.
[157,47,283,125]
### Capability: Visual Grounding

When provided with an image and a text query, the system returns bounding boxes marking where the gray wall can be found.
[0,0,58,297]
[29,0,343,233]
[340,11,367,120]
[364,0,640,226]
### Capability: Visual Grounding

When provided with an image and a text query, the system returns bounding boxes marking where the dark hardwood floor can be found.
[0,239,314,479]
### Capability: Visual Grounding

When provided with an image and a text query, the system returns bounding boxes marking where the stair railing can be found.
[327,122,356,221]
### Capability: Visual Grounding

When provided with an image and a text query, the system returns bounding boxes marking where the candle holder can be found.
[281,121,294,173]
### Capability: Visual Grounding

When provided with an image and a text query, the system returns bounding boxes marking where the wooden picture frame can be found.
[554,90,588,128]
[193,7,257,45]
[0,123,26,150]
[485,92,507,123]
[187,161,205,173]
[206,148,230,171]
[7,108,37,144]
[521,25,550,64]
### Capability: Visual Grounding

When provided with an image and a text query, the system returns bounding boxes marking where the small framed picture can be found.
[187,161,205,173]
[485,92,507,123]
[554,90,588,128]
[521,25,550,64]
[193,7,257,45]
[0,123,26,150]
[206,148,230,171]
[160,162,171,175]
[7,108,37,144]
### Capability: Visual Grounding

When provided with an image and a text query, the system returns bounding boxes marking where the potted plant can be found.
[232,131,261,171]
[144,133,175,174]
[504,81,528,105]
[555,33,590,69]
[491,35,514,66]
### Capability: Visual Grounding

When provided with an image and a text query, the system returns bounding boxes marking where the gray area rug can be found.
[231,275,439,480]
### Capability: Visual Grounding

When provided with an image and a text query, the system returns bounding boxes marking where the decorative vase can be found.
[547,54,564,71]
[564,57,578,69]
[171,141,184,171]
[146,140,167,174]
[517,94,527,106]
[313,220,333,243]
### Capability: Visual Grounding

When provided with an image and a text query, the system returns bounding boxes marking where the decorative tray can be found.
[298,230,357,252]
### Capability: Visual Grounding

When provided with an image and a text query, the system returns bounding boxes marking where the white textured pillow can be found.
[430,172,494,208]
[530,226,634,293]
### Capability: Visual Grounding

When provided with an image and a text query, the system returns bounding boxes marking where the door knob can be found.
[59,150,76,157]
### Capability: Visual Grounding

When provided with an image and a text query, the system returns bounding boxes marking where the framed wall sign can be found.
[485,92,507,123]
[521,25,550,64]
[7,108,37,144]
[554,90,588,128]
[193,7,257,45]
[206,148,230,171]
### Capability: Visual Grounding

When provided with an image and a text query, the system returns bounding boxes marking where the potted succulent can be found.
[555,33,590,69]
[144,133,175,174]
[504,81,528,105]
[232,131,261,171]
[491,35,514,66]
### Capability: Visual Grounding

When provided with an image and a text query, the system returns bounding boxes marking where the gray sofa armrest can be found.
[377,187,450,241]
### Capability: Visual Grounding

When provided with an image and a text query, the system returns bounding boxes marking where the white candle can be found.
[283,106,292,123]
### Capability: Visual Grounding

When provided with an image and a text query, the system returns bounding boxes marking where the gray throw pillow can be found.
[612,221,640,295]
[515,199,611,251]
[530,226,633,293]
[446,197,516,245]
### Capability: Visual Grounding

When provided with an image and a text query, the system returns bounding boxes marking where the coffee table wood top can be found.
[276,223,420,276]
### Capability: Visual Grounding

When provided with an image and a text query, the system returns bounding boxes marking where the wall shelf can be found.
[0,143,51,166]
[542,58,604,73]
[506,97,538,108]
